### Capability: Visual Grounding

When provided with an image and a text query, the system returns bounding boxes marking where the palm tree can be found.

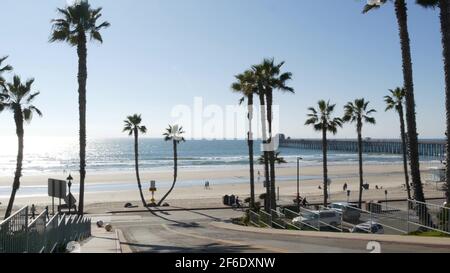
[416,0,450,204]
[385,87,411,199]
[50,0,110,215]
[231,70,257,209]
[1,75,42,218]
[252,58,294,211]
[305,100,343,206]
[123,114,147,207]
[343,99,376,208]
[158,125,186,206]
[258,152,287,165]
[363,0,426,203]
[0,56,12,89]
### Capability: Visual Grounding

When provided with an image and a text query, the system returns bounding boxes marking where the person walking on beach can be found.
[343,182,348,192]
[31,204,36,219]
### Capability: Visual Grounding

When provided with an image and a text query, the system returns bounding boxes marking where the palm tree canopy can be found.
[50,0,110,46]
[1,75,42,122]
[384,87,406,112]
[343,98,377,126]
[363,0,388,13]
[305,100,343,135]
[252,58,295,95]
[258,152,287,165]
[231,70,258,99]
[416,0,438,8]
[0,56,13,89]
[123,114,147,136]
[163,125,186,144]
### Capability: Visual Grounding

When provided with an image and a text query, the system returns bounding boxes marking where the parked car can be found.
[292,210,341,229]
[351,221,384,234]
[329,202,361,223]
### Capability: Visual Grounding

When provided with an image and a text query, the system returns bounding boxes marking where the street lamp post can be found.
[67,174,73,215]
[385,190,388,211]
[297,157,303,211]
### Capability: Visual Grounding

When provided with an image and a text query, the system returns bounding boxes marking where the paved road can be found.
[105,208,450,253]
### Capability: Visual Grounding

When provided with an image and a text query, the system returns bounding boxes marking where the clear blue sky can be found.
[0,0,445,139]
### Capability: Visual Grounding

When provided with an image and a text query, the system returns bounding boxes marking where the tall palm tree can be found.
[343,99,376,208]
[305,100,343,206]
[50,0,110,215]
[231,70,257,209]
[385,87,411,199]
[416,0,450,204]
[158,125,186,206]
[363,0,426,203]
[123,114,147,207]
[252,58,294,211]
[1,76,42,218]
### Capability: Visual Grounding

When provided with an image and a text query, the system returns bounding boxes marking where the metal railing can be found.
[259,210,272,227]
[0,206,91,253]
[248,210,261,227]
[407,199,450,235]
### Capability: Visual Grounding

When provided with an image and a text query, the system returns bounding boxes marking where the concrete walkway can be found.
[211,222,450,248]
[79,224,121,253]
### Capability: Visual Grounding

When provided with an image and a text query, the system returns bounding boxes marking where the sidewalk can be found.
[78,224,121,253]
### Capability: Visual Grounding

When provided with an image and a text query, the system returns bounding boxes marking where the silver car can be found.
[292,210,341,229]
[329,202,361,223]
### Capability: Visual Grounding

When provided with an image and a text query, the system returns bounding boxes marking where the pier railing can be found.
[0,206,91,253]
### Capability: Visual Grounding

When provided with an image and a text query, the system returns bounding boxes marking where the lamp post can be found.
[297,157,303,211]
[385,190,388,211]
[67,174,73,215]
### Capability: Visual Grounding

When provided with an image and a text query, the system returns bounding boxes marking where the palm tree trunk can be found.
[322,128,328,206]
[266,91,277,210]
[394,0,425,203]
[134,128,147,207]
[4,109,24,219]
[399,106,411,200]
[158,140,178,206]
[247,94,255,209]
[258,93,271,212]
[357,123,364,209]
[77,31,88,215]
[438,0,450,204]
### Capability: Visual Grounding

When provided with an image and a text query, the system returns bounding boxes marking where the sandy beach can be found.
[0,162,446,217]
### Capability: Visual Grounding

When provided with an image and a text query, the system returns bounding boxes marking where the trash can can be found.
[223,195,230,206]
[229,195,236,206]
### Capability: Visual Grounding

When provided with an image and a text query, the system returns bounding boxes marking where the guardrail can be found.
[407,199,450,235]
[0,206,91,253]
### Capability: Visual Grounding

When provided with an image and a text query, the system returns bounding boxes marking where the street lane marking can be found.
[161,224,289,253]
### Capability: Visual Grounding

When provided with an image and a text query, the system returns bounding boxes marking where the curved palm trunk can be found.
[77,31,88,215]
[399,106,411,199]
[322,128,328,206]
[394,0,425,203]
[4,108,24,219]
[247,94,256,209]
[134,128,147,207]
[357,122,364,209]
[266,91,277,210]
[438,0,450,204]
[258,93,271,212]
[158,140,177,206]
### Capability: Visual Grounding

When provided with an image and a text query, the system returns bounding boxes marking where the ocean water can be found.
[0,137,443,199]
[0,137,442,177]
